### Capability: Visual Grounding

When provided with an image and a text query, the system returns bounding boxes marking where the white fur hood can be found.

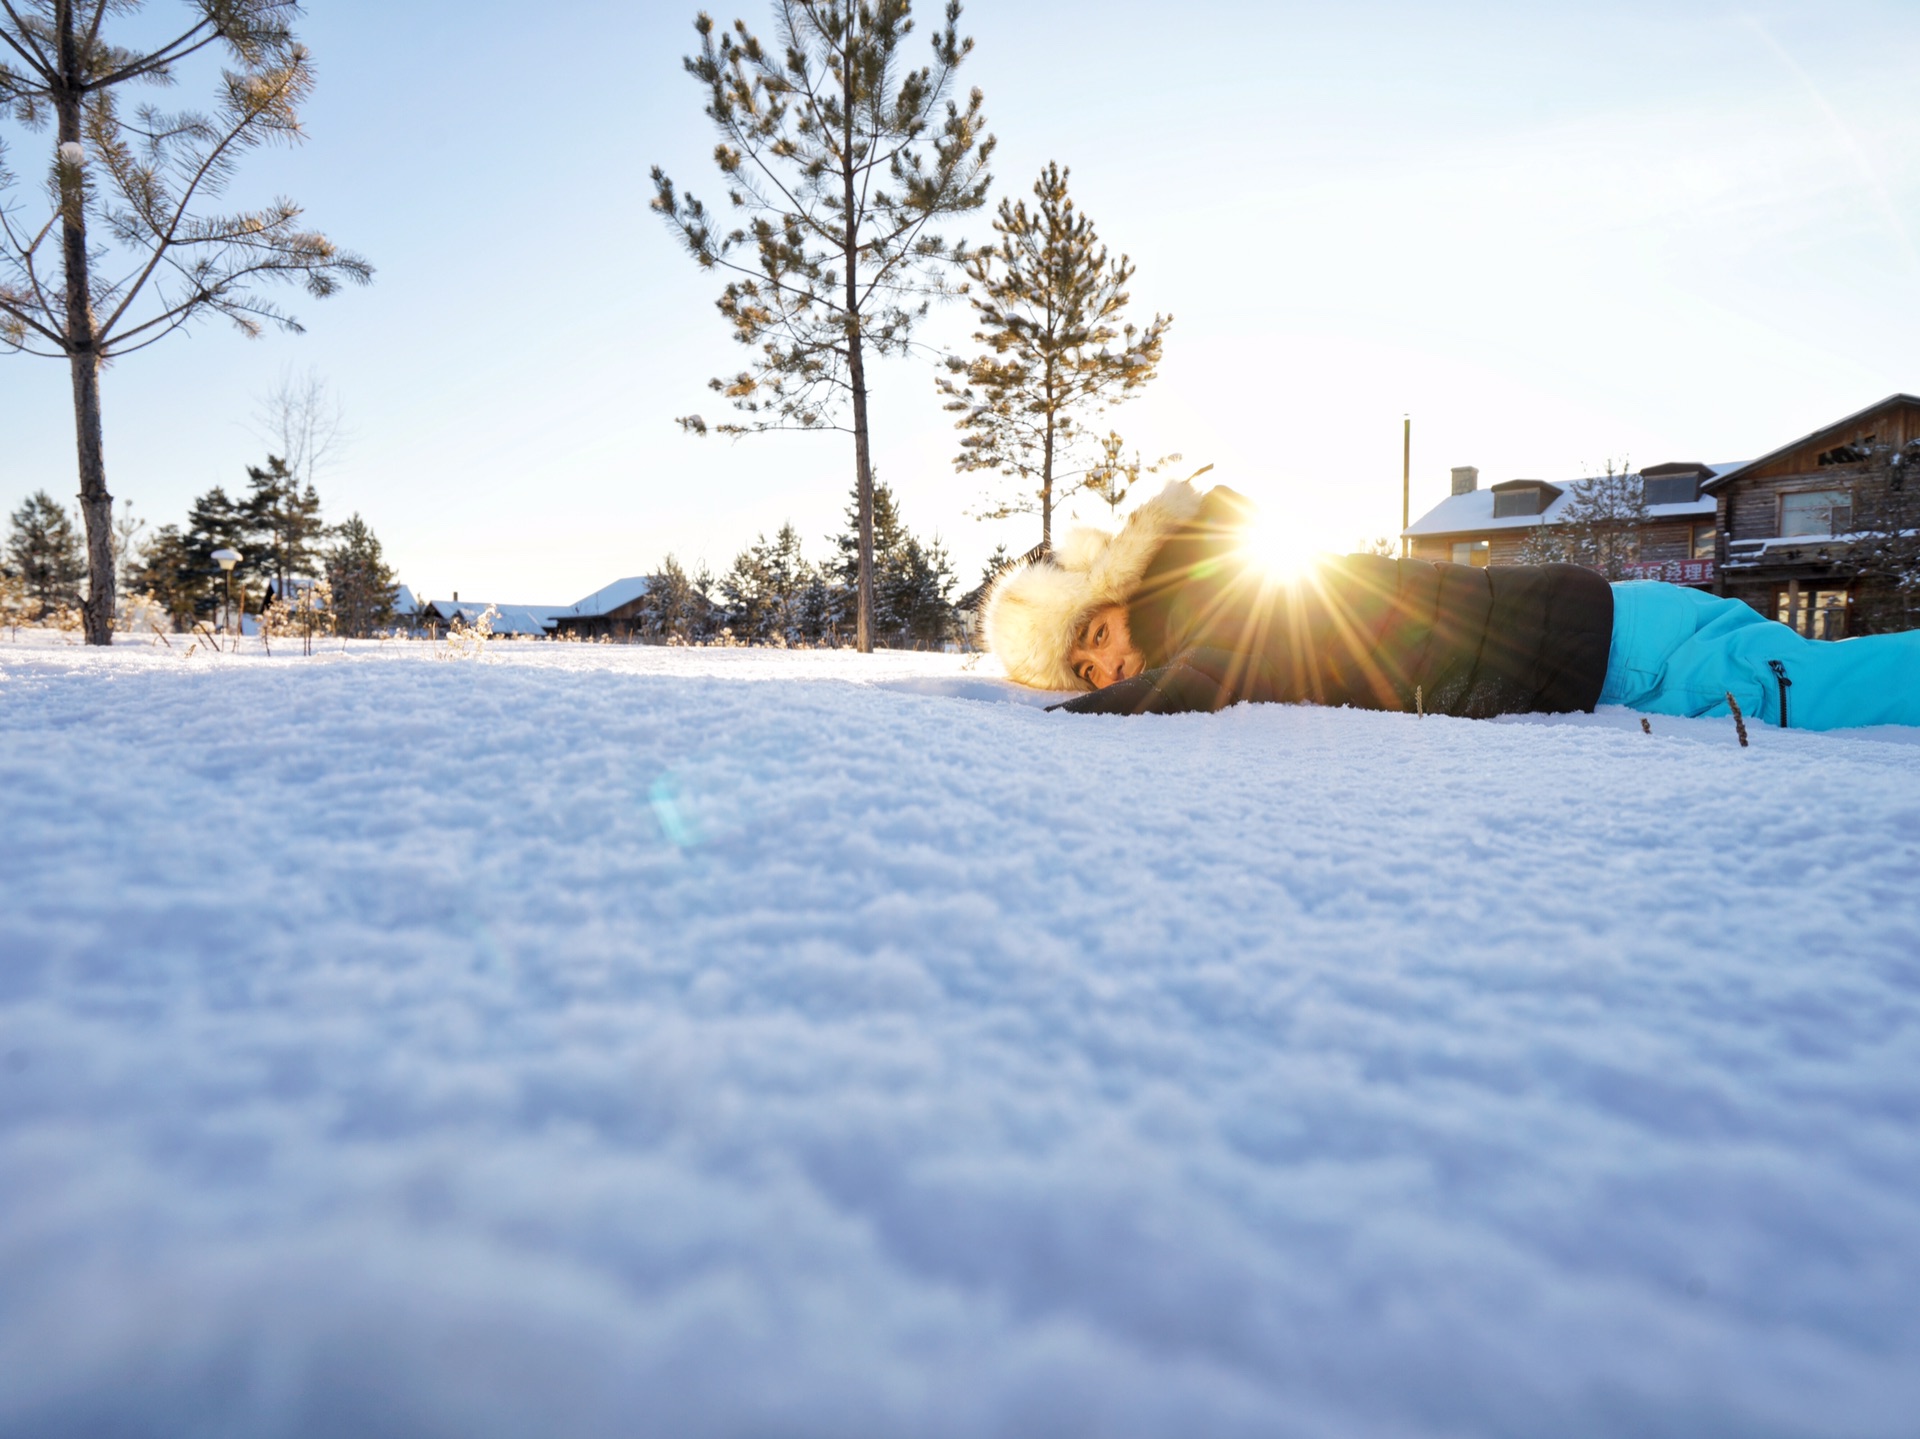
[982,479,1205,690]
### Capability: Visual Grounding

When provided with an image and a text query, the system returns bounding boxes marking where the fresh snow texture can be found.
[2,638,1918,1438]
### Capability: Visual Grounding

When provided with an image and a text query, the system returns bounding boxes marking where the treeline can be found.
[136,457,400,636]
[0,458,402,638]
[632,482,965,648]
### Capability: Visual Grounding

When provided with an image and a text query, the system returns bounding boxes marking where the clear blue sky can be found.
[4,0,1918,604]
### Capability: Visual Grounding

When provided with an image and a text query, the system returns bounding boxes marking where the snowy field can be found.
[2,634,1918,1438]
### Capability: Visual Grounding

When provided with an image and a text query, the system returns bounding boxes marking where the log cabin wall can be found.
[1724,461,1885,541]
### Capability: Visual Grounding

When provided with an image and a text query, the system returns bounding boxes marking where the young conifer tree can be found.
[0,1,371,645]
[324,513,397,638]
[939,162,1170,550]
[651,0,993,653]
[244,454,325,599]
[1561,461,1646,580]
[1083,429,1180,522]
[1844,439,1920,633]
[5,487,84,613]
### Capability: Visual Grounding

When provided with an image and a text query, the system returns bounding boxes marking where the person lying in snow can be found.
[983,478,1920,730]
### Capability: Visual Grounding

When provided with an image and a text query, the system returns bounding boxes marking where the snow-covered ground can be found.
[2,635,1917,1438]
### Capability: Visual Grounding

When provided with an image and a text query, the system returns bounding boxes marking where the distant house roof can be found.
[423,599,563,636]
[1701,393,1920,493]
[395,584,419,616]
[558,576,651,620]
[480,604,564,637]
[1402,465,1738,538]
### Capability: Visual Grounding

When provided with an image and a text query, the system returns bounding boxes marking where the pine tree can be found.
[891,533,955,646]
[325,513,397,638]
[0,1,372,645]
[1843,440,1920,633]
[831,476,909,639]
[761,522,812,643]
[244,456,327,600]
[797,566,839,645]
[636,554,709,641]
[652,0,993,653]
[1512,525,1567,566]
[828,476,956,645]
[1083,430,1180,522]
[978,542,1011,590]
[720,534,777,642]
[1560,462,1646,580]
[939,163,1170,549]
[5,489,84,614]
[129,522,197,629]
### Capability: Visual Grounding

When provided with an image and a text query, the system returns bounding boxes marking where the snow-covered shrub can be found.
[442,604,499,661]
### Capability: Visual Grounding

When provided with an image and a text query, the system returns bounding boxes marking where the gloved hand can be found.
[1049,647,1275,714]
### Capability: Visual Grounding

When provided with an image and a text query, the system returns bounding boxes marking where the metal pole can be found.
[1401,415,1411,558]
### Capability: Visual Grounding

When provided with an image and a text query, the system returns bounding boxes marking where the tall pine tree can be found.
[652,0,993,652]
[939,163,1170,549]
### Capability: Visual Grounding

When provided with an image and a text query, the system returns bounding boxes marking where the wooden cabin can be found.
[1702,393,1920,639]
[548,576,652,640]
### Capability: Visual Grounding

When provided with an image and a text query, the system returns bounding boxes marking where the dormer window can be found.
[1490,480,1561,518]
[1645,474,1699,505]
[1642,461,1712,505]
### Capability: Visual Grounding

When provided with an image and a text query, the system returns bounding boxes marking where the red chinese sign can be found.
[1620,559,1715,584]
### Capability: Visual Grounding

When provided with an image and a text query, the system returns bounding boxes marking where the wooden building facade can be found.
[1401,393,1920,639]
[1703,393,1920,640]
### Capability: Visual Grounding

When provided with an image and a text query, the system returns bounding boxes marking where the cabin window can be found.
[1776,588,1848,640]
[1451,540,1490,567]
[1779,489,1851,537]
[1644,475,1699,506]
[1690,523,1716,560]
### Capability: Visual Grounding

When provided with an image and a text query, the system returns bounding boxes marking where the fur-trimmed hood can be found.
[983,479,1205,690]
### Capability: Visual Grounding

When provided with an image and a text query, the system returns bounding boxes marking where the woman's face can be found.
[1068,604,1144,689]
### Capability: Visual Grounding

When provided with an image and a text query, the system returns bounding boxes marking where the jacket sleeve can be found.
[1048,647,1279,715]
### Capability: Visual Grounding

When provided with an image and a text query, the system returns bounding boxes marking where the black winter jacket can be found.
[1060,487,1614,717]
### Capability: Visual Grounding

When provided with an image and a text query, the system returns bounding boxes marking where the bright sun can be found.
[1240,512,1327,583]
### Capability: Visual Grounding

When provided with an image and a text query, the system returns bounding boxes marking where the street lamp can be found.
[211,548,241,644]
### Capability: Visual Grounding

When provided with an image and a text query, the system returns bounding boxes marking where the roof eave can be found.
[1702,393,1920,494]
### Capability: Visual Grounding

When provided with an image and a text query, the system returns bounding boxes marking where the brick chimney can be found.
[1450,466,1479,495]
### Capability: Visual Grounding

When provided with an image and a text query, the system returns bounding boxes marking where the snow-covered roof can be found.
[1401,466,1739,538]
[558,576,651,619]
[432,601,563,636]
[484,605,564,636]
[395,584,419,615]
[1703,393,1920,493]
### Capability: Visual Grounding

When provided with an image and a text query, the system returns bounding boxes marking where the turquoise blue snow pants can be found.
[1599,582,1920,730]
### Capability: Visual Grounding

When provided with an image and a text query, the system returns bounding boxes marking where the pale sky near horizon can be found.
[4,0,1919,605]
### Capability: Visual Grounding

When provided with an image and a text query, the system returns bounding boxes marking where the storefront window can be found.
[1776,588,1848,640]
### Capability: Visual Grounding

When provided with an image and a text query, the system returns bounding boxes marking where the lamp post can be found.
[211,548,241,646]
